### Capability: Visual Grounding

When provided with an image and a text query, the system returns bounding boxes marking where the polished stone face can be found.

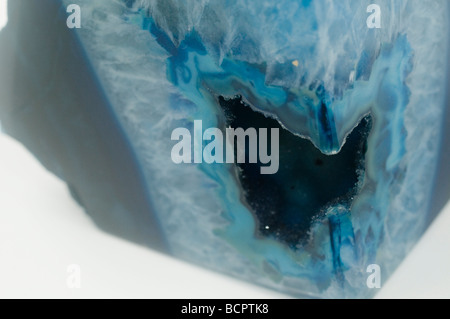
[0,0,449,298]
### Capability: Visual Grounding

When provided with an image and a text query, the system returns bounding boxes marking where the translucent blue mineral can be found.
[0,0,449,298]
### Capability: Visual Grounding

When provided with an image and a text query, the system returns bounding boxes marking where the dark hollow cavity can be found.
[218,96,372,249]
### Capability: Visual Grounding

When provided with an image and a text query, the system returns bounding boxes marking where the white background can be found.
[0,132,449,299]
[0,0,6,31]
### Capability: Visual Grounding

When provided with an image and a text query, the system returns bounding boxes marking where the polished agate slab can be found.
[0,0,449,298]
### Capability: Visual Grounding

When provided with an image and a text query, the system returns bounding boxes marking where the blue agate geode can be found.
[0,0,449,298]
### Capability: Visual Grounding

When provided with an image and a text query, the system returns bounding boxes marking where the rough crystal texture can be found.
[1,0,449,298]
